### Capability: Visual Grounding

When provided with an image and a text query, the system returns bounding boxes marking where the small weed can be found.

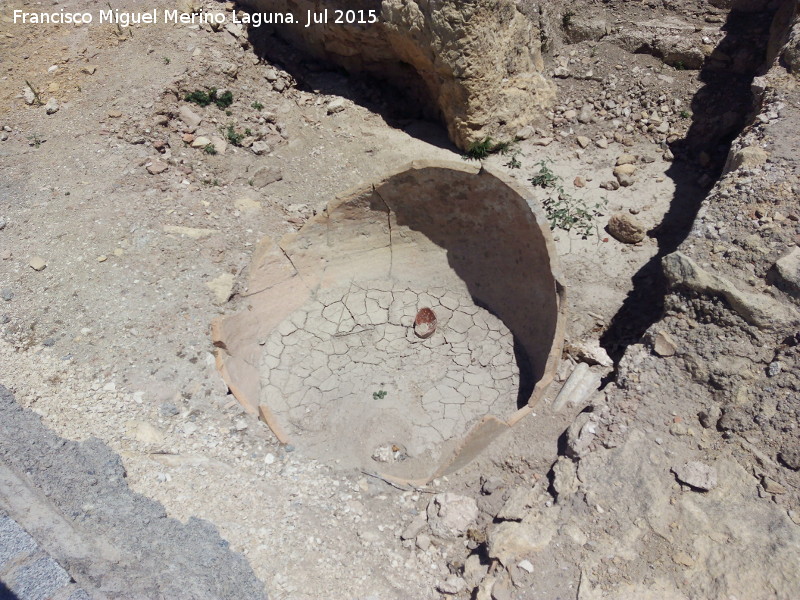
[504,151,523,170]
[244,128,252,136]
[216,90,234,109]
[184,88,234,110]
[465,138,494,160]
[372,390,388,400]
[203,143,217,155]
[225,109,232,117]
[251,101,264,111]
[202,178,220,186]
[674,61,686,71]
[464,137,515,161]
[28,134,44,148]
[679,110,691,119]
[562,10,575,28]
[225,124,245,146]
[529,160,559,188]
[530,161,607,239]
[542,191,608,240]
[185,89,214,106]
[163,56,171,65]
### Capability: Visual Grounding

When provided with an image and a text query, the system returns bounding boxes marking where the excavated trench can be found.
[600,0,791,362]
[213,162,565,482]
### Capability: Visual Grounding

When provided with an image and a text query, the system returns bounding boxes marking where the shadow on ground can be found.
[239,6,458,152]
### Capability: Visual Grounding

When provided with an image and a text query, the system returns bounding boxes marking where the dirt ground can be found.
[1,0,799,598]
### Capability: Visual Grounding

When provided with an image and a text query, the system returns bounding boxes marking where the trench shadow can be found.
[599,6,782,365]
[0,581,20,600]
[236,3,458,152]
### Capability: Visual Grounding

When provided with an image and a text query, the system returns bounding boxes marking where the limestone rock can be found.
[728,145,768,171]
[436,576,466,595]
[663,251,800,331]
[126,420,165,445]
[426,493,479,539]
[515,125,535,140]
[146,161,168,175]
[784,18,800,75]
[568,339,613,367]
[251,165,283,188]
[672,461,718,491]
[29,257,47,271]
[401,513,427,540]
[209,136,227,155]
[239,0,555,149]
[607,213,646,244]
[551,457,579,500]
[178,105,203,132]
[581,432,800,599]
[44,98,59,114]
[496,486,539,521]
[326,98,346,114]
[652,331,678,357]
[206,273,235,305]
[600,179,620,191]
[565,412,597,459]
[613,163,637,187]
[234,197,261,213]
[178,0,201,13]
[463,553,489,587]
[772,247,800,299]
[487,513,555,566]
[251,141,271,155]
[163,225,216,239]
[565,17,610,43]
[762,477,786,495]
[779,447,800,471]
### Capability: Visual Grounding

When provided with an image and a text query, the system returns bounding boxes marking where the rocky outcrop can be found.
[241,0,555,149]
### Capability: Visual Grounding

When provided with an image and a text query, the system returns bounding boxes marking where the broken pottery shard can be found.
[414,307,437,339]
